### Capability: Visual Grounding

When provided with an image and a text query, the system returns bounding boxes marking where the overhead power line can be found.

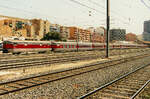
[85,0,130,27]
[69,0,130,27]
[88,0,105,9]
[141,0,150,9]
[0,4,41,17]
[0,4,70,23]
[69,0,105,15]
[88,0,129,20]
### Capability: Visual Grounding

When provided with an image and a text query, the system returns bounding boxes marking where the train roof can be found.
[54,42,77,44]
[3,40,51,44]
[54,42,93,45]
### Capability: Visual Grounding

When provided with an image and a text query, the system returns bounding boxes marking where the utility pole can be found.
[106,0,110,58]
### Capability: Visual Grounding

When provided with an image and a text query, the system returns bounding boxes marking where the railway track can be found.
[0,50,108,64]
[0,48,148,64]
[0,50,149,96]
[0,50,105,61]
[131,80,150,99]
[78,58,150,99]
[0,49,149,70]
[0,48,147,61]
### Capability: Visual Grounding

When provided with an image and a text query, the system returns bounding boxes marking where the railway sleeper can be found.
[93,92,129,99]
[100,89,133,97]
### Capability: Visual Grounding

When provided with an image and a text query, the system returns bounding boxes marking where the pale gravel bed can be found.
[0,55,150,99]
[0,51,131,83]
[0,49,147,84]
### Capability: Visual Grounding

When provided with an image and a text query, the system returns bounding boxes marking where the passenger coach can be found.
[52,42,77,52]
[52,42,93,52]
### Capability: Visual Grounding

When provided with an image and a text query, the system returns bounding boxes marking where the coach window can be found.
[24,43,27,46]
[14,42,17,46]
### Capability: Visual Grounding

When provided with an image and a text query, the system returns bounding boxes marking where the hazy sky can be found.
[0,0,150,34]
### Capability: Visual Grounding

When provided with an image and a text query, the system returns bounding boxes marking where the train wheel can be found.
[2,49,8,53]
[13,52,21,55]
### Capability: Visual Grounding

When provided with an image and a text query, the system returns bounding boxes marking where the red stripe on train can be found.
[4,44,52,49]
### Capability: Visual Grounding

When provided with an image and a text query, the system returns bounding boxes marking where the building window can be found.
[4,22,8,25]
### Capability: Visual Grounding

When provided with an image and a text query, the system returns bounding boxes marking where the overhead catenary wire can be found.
[0,4,74,25]
[0,4,37,17]
[67,0,107,27]
[88,0,129,20]
[69,0,105,15]
[141,0,150,9]
[68,0,130,26]
[88,0,132,27]
[0,0,104,27]
[0,0,132,29]
[0,3,88,27]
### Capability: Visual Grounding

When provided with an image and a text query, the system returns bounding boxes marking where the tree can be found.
[42,32,62,41]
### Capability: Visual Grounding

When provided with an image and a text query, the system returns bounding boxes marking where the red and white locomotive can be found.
[2,40,148,54]
[3,40,52,54]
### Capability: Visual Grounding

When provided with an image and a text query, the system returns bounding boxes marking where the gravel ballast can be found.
[0,55,150,99]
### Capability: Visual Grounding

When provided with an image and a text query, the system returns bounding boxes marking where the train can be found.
[2,40,148,54]
[0,41,2,51]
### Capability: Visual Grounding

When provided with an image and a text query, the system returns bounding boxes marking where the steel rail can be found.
[78,61,150,99]
[0,48,146,60]
[0,58,124,95]
[0,49,148,64]
[0,51,106,65]
[0,49,147,66]
[0,53,146,95]
[0,49,145,70]
[0,50,111,61]
[130,80,150,99]
[0,58,123,85]
[0,51,148,70]
[0,51,106,64]
[0,50,94,60]
[0,54,106,70]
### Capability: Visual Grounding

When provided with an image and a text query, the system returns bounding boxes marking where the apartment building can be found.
[0,18,29,40]
[30,19,50,40]
[60,26,69,41]
[110,29,126,42]
[0,15,107,42]
[68,27,78,40]
[68,27,91,42]
[126,33,137,42]
[143,20,150,41]
[0,17,50,40]
[87,27,105,43]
